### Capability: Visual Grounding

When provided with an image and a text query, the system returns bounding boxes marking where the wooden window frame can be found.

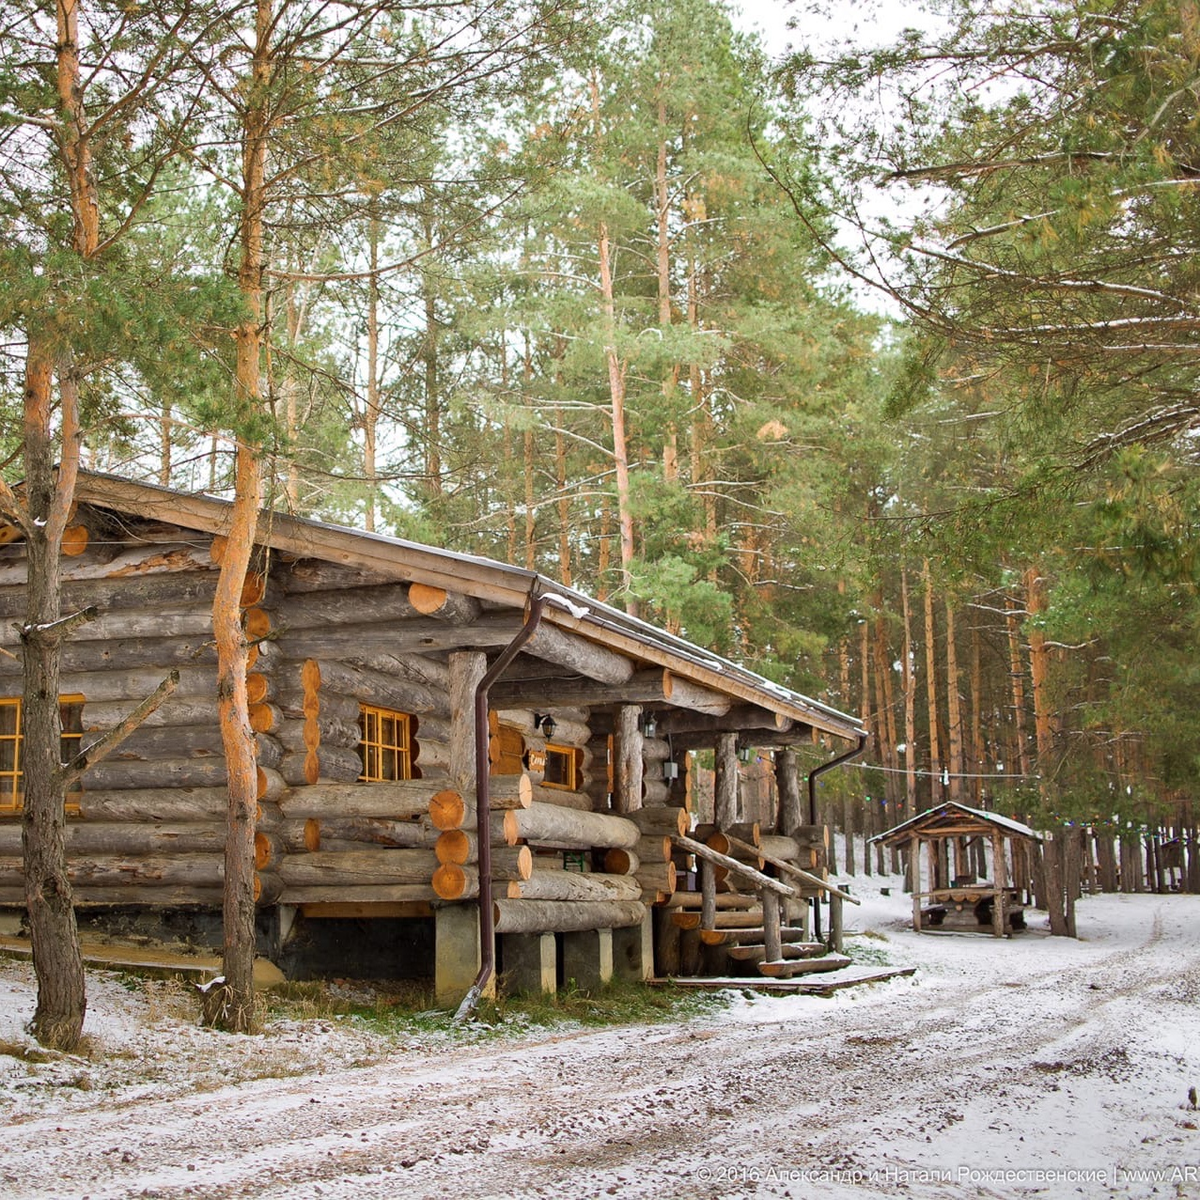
[0,695,85,813]
[357,703,414,783]
[541,743,582,792]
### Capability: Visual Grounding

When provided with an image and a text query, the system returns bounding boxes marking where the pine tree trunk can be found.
[363,215,382,533]
[22,343,86,1051]
[212,0,270,1033]
[900,565,918,822]
[859,619,874,875]
[591,76,636,616]
[20,0,98,1050]
[1005,586,1032,781]
[945,599,964,806]
[922,560,942,806]
[970,620,985,808]
[1024,565,1053,796]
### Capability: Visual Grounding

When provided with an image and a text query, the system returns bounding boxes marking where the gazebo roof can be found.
[871,802,1042,848]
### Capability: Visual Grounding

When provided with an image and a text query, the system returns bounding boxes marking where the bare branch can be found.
[61,669,181,790]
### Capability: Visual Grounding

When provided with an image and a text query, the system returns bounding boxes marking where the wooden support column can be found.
[501,932,556,995]
[612,909,654,982]
[775,747,803,835]
[561,927,613,990]
[829,891,845,954]
[715,732,738,828]
[762,889,782,964]
[613,704,643,814]
[911,834,922,932]
[700,858,717,931]
[435,903,488,1008]
[992,831,1007,938]
[449,650,487,789]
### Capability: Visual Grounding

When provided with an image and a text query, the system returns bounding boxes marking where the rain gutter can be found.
[455,590,548,1021]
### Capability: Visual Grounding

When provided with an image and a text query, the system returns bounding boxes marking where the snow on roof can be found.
[872,802,1043,844]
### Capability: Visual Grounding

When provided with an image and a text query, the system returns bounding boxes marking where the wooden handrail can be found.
[672,834,795,898]
[723,832,861,906]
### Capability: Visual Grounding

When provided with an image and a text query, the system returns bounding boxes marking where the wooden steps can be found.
[699,927,810,947]
[726,941,828,963]
[757,952,852,978]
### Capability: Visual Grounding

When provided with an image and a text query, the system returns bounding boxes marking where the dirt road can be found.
[3,894,1199,1199]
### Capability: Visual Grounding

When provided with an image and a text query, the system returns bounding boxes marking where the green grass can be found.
[264,977,731,1043]
[844,931,893,967]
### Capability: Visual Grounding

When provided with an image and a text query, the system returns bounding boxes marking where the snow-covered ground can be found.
[2,877,1199,1199]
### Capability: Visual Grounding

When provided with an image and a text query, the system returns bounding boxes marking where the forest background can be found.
[3,0,1198,885]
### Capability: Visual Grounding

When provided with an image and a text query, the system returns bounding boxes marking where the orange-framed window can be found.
[542,743,582,792]
[357,704,414,782]
[0,695,85,812]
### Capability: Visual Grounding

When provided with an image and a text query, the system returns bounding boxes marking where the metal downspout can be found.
[807,732,868,942]
[455,591,548,1021]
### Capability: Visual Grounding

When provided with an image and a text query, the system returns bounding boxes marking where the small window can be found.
[0,696,85,812]
[542,743,581,792]
[358,704,414,782]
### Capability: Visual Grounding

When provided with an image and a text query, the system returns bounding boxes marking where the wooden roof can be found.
[71,472,864,744]
[872,802,1042,848]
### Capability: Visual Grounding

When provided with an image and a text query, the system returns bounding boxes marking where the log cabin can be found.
[0,471,866,1002]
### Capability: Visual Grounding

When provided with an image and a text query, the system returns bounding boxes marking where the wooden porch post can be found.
[613,703,643,814]
[715,732,738,828]
[992,831,1007,938]
[911,833,922,932]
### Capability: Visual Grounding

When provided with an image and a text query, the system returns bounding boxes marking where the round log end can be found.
[429,789,466,831]
[303,749,320,786]
[435,828,472,866]
[604,848,634,875]
[515,844,533,881]
[501,810,519,846]
[240,572,266,608]
[243,606,272,640]
[61,525,90,557]
[254,830,275,870]
[516,773,533,809]
[303,817,320,852]
[248,702,278,734]
[247,673,271,705]
[408,582,447,615]
[432,862,468,901]
[256,765,285,801]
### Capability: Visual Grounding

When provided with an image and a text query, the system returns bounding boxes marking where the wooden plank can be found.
[757,952,853,978]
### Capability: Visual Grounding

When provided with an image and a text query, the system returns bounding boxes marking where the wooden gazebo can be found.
[873,803,1043,937]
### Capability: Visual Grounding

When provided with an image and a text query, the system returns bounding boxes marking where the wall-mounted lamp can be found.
[533,712,557,739]
[737,747,753,763]
[641,714,657,739]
